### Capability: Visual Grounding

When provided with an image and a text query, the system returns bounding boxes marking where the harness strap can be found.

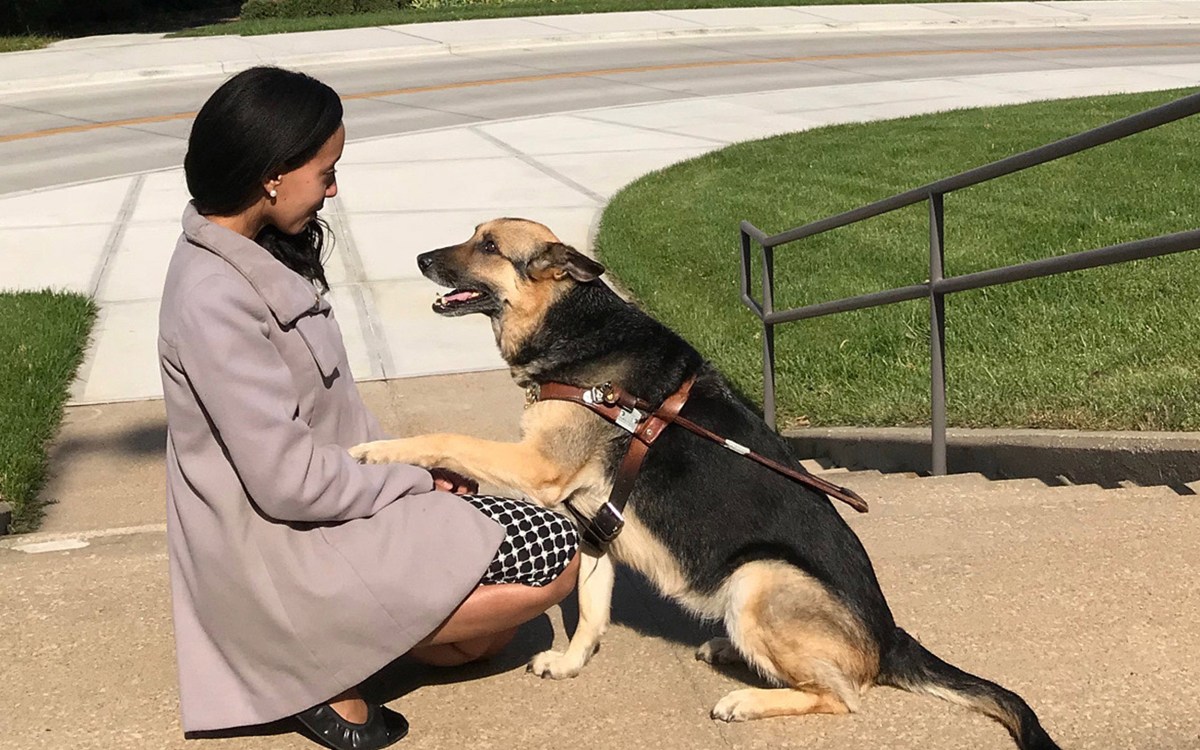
[610,375,695,511]
[533,377,695,548]
[529,375,867,548]
[667,413,868,513]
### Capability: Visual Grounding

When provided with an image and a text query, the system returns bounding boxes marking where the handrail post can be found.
[929,193,947,475]
[762,242,777,431]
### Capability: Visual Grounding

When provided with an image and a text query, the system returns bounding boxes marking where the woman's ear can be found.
[264,175,282,199]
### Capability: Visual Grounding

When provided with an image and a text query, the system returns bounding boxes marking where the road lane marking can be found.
[2,41,1197,144]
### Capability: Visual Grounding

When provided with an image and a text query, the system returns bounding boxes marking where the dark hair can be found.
[185,66,344,291]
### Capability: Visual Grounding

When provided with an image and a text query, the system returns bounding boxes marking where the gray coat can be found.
[158,204,503,732]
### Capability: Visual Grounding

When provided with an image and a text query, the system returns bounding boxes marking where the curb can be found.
[0,522,166,548]
[785,426,1200,487]
[5,9,1200,95]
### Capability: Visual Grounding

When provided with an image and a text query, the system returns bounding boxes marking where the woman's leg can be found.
[317,496,580,727]
[326,687,370,724]
[410,494,582,666]
[408,629,519,668]
[410,551,580,665]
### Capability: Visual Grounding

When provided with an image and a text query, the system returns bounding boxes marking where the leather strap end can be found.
[835,485,869,513]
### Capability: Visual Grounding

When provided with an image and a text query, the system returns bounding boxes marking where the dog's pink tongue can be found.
[443,290,479,303]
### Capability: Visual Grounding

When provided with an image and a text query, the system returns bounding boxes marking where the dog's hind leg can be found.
[529,549,615,679]
[696,637,743,666]
[710,561,878,722]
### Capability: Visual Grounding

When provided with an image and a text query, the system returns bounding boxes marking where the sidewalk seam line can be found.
[90,173,143,298]
[328,198,395,379]
[71,174,145,403]
[470,126,607,204]
[572,112,732,146]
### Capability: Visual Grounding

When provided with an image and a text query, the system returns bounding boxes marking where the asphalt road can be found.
[3,24,1199,195]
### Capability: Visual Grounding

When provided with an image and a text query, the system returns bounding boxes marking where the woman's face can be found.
[265,124,345,235]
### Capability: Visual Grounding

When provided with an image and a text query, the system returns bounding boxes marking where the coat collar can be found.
[182,202,329,327]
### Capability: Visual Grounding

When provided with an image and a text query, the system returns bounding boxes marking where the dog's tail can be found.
[878,627,1060,750]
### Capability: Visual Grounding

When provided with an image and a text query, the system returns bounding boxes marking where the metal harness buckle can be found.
[614,407,645,433]
[582,382,617,405]
[584,501,625,548]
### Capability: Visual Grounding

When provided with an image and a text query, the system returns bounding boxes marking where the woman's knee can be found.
[540,549,581,605]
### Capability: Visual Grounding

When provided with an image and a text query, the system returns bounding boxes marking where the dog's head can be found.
[417,218,604,326]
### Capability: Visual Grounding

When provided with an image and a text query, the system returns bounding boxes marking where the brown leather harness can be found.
[527,375,868,550]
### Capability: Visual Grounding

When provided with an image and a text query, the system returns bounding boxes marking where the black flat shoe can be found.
[295,702,408,750]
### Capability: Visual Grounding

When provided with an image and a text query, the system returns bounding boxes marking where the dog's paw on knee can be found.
[348,442,386,464]
[527,649,585,680]
[696,637,741,665]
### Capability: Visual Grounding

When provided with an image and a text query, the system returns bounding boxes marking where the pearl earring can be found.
[269,189,278,198]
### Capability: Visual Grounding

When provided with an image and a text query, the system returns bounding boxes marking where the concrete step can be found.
[841,482,1187,528]
[826,468,887,483]
[800,457,1194,519]
[838,471,1036,490]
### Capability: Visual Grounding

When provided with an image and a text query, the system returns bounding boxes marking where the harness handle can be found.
[530,375,868,548]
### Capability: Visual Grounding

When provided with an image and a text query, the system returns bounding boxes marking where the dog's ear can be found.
[561,245,605,282]
[528,243,605,282]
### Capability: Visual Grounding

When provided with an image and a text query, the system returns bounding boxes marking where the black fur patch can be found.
[513,281,896,643]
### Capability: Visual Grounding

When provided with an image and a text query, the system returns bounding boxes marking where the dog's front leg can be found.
[350,434,571,507]
[530,549,615,679]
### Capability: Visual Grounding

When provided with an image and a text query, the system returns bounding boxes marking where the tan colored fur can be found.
[427,218,577,361]
[529,549,614,679]
[497,278,564,362]
[722,560,879,716]
[351,399,610,507]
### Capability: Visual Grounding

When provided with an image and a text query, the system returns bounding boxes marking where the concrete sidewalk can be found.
[4,2,1200,95]
[3,43,1198,402]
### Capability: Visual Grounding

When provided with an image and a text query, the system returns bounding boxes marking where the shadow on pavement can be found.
[185,718,296,741]
[362,614,558,702]
[51,421,166,463]
[363,564,723,704]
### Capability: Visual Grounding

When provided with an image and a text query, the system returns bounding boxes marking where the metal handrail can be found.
[740,91,1200,475]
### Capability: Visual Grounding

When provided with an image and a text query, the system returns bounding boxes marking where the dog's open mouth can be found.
[432,287,493,316]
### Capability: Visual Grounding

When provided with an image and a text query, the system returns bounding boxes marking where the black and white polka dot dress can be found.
[459,494,579,587]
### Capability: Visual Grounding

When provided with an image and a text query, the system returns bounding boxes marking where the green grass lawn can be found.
[594,89,1200,432]
[0,35,55,52]
[0,292,95,533]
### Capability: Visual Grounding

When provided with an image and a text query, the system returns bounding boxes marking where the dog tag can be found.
[614,407,644,433]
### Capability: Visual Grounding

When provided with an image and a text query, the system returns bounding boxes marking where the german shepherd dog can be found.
[350,219,1060,750]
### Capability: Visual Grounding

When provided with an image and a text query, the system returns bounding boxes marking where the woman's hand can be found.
[429,467,479,495]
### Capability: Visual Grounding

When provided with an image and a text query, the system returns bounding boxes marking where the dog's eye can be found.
[480,239,499,255]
